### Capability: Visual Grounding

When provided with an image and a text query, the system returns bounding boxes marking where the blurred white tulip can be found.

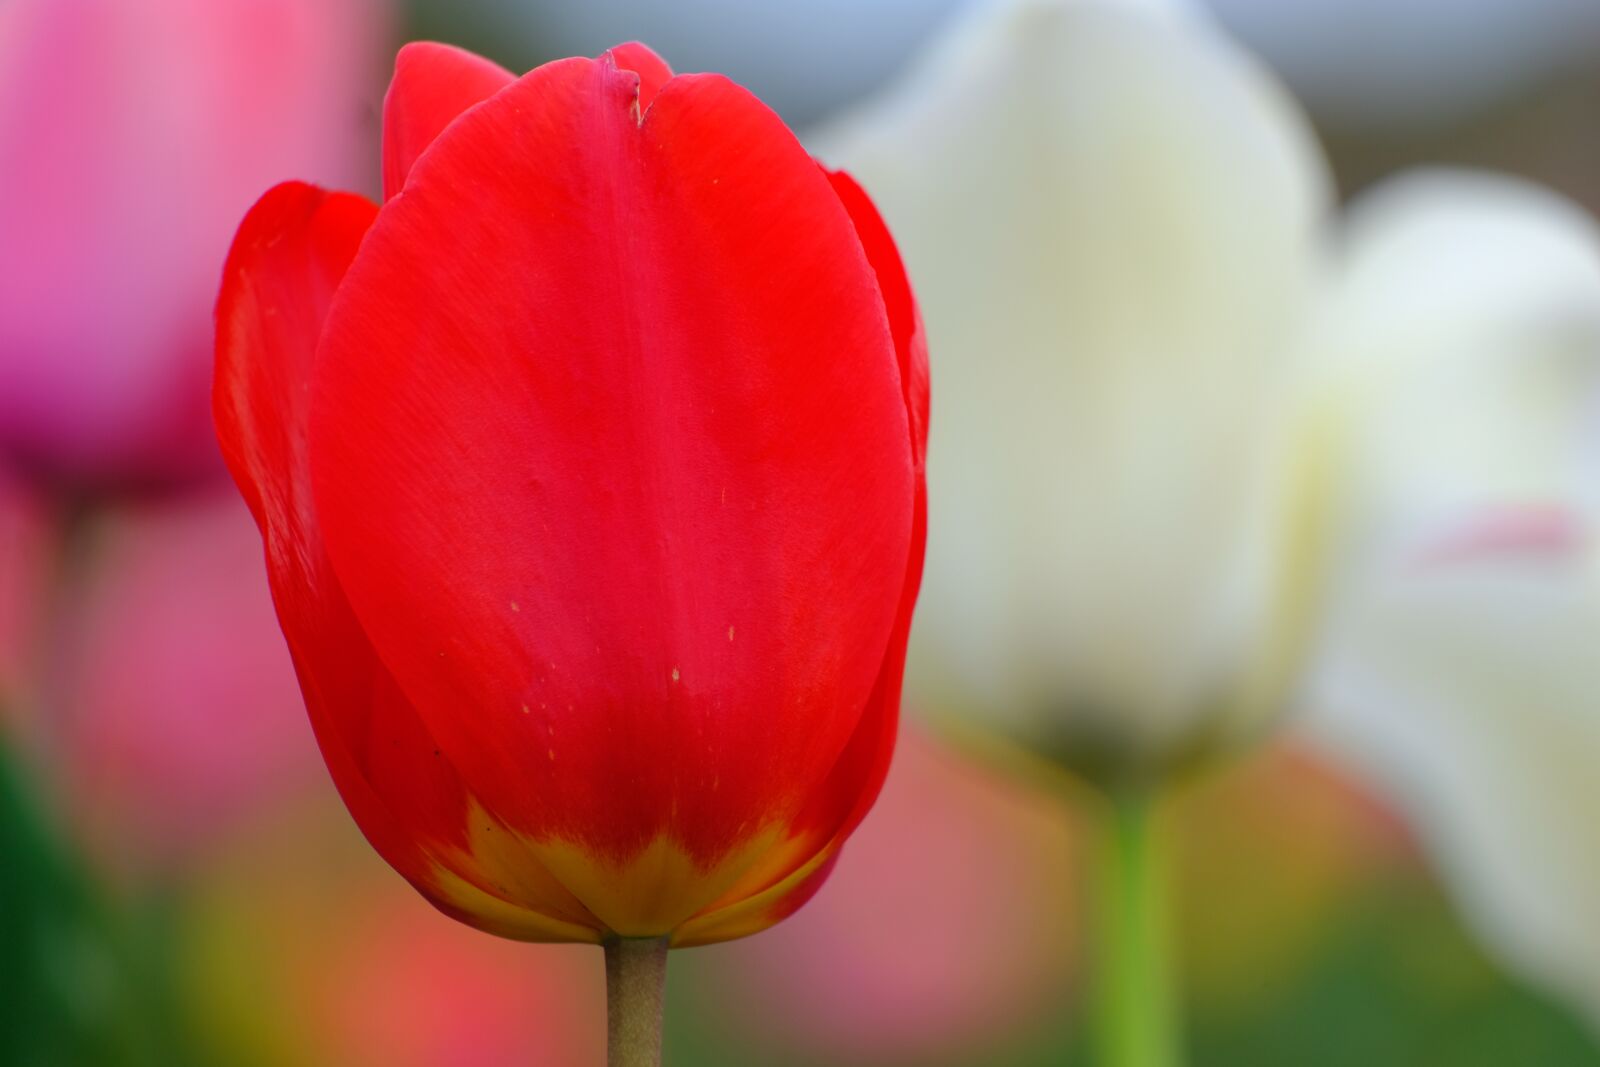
[1304,171,1600,541]
[1313,550,1600,1030]
[1304,173,1600,1029]
[821,16,1600,1039]
[825,0,1600,959]
[815,0,1334,778]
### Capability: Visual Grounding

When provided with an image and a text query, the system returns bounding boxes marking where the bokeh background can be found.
[3,0,1600,1064]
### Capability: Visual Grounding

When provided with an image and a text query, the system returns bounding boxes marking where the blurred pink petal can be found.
[1415,502,1588,569]
[184,814,605,1066]
[0,0,390,491]
[706,727,1078,1064]
[313,897,604,1067]
[61,488,319,866]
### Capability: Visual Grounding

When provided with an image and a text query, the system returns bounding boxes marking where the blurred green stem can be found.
[605,936,669,1067]
[1093,785,1181,1067]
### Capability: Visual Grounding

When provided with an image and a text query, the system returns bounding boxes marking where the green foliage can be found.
[1185,880,1599,1067]
[664,874,1599,1067]
[0,739,196,1067]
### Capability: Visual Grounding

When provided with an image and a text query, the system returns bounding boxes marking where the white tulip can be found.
[815,0,1333,778]
[821,0,1600,1028]
[1304,173,1600,1029]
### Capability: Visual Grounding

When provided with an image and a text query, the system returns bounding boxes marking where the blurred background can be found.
[3,0,1600,1064]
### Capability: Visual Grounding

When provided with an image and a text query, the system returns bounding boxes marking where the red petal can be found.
[675,849,843,949]
[214,182,599,941]
[828,168,930,470]
[804,167,929,853]
[603,41,673,113]
[676,170,931,944]
[381,42,515,201]
[678,397,926,947]
[309,55,916,922]
[215,182,374,542]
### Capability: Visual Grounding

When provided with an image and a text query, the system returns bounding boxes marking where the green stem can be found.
[604,936,669,1067]
[1093,786,1181,1067]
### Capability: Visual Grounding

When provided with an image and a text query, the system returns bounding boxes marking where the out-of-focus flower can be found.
[1315,551,1600,1032]
[183,808,604,1066]
[0,0,390,492]
[817,0,1330,781]
[818,0,1600,802]
[822,0,1600,1023]
[309,899,601,1067]
[214,43,927,946]
[1303,173,1600,1031]
[702,727,1077,1065]
[55,489,318,870]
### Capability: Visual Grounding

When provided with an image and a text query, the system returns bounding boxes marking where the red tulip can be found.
[213,42,927,947]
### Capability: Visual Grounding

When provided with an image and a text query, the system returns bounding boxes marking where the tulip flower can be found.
[1302,173,1600,1036]
[54,490,318,870]
[214,40,926,1065]
[0,484,322,874]
[0,0,389,492]
[814,6,1324,1060]
[818,0,1330,787]
[1313,528,1600,1037]
[816,0,1600,1059]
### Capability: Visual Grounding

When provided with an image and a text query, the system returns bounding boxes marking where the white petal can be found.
[1309,169,1600,578]
[1306,551,1600,1032]
[818,0,1330,761]
[1304,171,1600,1030]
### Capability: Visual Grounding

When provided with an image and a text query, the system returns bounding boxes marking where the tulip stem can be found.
[605,936,669,1067]
[1093,785,1180,1067]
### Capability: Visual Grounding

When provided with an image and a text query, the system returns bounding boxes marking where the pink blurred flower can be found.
[706,727,1078,1065]
[59,488,320,868]
[0,0,390,492]
[311,897,604,1067]
[183,813,605,1067]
